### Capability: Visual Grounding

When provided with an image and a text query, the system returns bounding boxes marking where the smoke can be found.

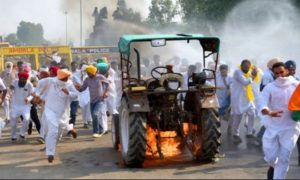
[219,0,300,74]
[60,0,151,46]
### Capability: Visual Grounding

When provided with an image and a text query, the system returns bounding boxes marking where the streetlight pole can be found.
[65,11,68,45]
[80,0,83,46]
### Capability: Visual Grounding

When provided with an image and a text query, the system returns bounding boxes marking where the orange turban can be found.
[57,69,72,80]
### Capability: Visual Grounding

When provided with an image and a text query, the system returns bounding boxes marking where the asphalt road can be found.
[1,114,300,179]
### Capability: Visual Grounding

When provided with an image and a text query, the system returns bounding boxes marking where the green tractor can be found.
[112,34,221,167]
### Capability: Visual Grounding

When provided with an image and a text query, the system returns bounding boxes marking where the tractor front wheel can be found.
[119,98,147,167]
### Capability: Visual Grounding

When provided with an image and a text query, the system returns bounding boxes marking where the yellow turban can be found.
[57,69,72,80]
[86,65,97,75]
[5,61,13,67]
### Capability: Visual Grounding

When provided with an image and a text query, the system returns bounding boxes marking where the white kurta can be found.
[10,80,33,139]
[230,69,256,136]
[230,69,255,114]
[259,76,300,179]
[261,69,275,88]
[106,68,118,114]
[35,77,77,156]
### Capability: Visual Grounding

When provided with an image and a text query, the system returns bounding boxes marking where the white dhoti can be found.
[263,128,299,179]
[10,105,31,139]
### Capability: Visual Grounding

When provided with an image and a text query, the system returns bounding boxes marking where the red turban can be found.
[18,72,29,80]
[49,65,60,76]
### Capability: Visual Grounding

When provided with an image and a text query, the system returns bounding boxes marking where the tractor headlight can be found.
[167,80,180,90]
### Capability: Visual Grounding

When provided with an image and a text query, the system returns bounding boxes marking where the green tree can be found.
[16,21,47,45]
[4,33,20,45]
[178,0,240,22]
[147,0,179,26]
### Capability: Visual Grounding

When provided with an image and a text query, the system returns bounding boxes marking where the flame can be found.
[146,126,181,157]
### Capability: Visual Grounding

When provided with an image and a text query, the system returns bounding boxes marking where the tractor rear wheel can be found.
[198,108,221,161]
[119,98,147,167]
[184,108,221,161]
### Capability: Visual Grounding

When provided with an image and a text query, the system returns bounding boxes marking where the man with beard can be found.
[259,62,300,179]
[9,71,33,143]
[230,59,258,143]
[75,65,109,138]
[33,69,77,163]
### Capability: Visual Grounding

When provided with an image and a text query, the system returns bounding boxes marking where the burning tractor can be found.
[112,34,221,167]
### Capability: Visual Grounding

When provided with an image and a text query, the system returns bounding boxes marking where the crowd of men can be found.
[214,58,299,180]
[0,57,119,163]
[0,54,299,179]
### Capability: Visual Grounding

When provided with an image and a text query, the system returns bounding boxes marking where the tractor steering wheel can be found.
[151,66,168,80]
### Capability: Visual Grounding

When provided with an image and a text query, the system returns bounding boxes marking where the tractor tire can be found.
[119,99,147,167]
[197,108,221,161]
[111,114,120,150]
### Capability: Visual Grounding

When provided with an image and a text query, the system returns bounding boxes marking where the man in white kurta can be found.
[216,64,233,133]
[259,62,300,179]
[34,69,77,163]
[230,60,258,142]
[10,72,33,142]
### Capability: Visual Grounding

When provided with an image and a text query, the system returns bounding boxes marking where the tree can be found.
[4,33,20,45]
[16,21,47,45]
[147,0,179,26]
[178,0,240,22]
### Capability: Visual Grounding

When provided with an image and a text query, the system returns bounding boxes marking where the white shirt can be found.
[10,80,33,107]
[259,76,300,133]
[35,77,77,118]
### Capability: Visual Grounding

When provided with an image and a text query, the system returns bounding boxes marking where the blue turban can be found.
[97,63,108,72]
[285,60,296,69]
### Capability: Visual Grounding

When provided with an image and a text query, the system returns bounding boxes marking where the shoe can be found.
[298,158,300,166]
[246,134,255,138]
[83,124,88,129]
[11,138,17,143]
[233,135,242,144]
[48,155,54,163]
[93,133,101,138]
[28,121,33,135]
[88,121,92,126]
[99,130,108,136]
[68,129,77,139]
[267,166,274,180]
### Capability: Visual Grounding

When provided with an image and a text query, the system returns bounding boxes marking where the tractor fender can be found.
[124,93,150,112]
[200,95,219,109]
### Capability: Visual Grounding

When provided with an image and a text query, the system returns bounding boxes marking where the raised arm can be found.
[233,70,252,86]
